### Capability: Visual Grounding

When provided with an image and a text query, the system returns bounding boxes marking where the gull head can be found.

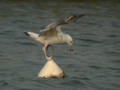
[66,34,73,51]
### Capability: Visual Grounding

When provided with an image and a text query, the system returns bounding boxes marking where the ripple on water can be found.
[60,79,85,88]
[78,38,102,44]
[0,80,9,87]
[89,65,103,70]
[15,41,37,46]
[111,59,120,64]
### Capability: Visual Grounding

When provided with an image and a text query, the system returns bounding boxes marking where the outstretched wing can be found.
[39,28,57,37]
[39,14,85,37]
[46,14,85,29]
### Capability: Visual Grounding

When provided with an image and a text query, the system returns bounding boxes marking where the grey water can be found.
[0,0,120,90]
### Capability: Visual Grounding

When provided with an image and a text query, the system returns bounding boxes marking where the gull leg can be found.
[42,44,53,60]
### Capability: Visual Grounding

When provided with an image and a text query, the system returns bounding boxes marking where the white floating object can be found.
[38,59,64,78]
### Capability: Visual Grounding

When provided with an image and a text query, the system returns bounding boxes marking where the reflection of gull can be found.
[24,14,85,60]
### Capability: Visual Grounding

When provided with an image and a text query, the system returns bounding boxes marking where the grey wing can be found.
[39,22,61,37]
[46,14,85,28]
[39,28,58,37]
[39,14,85,37]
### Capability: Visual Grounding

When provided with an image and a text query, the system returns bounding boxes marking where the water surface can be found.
[0,0,120,90]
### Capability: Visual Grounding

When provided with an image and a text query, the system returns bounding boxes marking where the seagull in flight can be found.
[24,14,85,60]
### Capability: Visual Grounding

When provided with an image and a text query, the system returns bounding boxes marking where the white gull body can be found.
[24,14,85,60]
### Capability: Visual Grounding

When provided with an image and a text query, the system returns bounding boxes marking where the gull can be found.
[24,14,85,60]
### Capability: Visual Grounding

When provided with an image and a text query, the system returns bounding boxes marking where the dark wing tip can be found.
[64,14,85,22]
[76,14,85,17]
[24,32,30,36]
[71,14,85,19]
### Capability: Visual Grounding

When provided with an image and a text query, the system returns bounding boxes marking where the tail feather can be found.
[24,32,39,40]
[24,32,30,36]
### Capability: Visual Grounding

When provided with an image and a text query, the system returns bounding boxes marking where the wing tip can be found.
[73,14,85,18]
[64,14,85,22]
